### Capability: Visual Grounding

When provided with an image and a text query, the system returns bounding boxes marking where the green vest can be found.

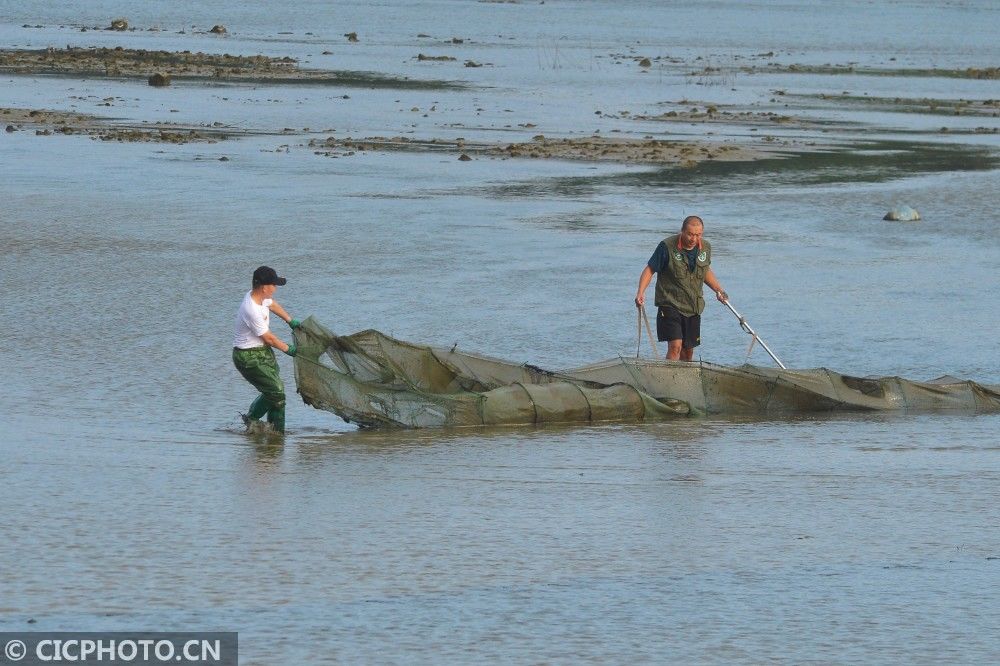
[654,234,712,316]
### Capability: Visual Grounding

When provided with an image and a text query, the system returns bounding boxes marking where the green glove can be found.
[288,318,301,330]
[284,342,297,357]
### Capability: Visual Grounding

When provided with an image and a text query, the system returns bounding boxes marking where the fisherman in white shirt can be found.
[232,266,299,434]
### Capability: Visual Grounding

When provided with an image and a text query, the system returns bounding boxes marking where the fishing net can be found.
[293,317,1000,429]
[569,359,1000,414]
[292,317,689,428]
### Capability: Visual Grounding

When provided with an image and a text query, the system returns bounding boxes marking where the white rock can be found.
[883,205,920,221]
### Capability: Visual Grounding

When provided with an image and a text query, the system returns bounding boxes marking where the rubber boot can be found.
[266,403,286,434]
[246,394,270,421]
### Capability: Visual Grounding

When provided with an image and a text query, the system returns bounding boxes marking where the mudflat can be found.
[0,46,461,88]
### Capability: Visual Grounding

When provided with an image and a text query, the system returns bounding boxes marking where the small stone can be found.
[344,32,358,42]
[464,60,481,67]
[147,73,171,87]
[219,156,230,161]
[418,53,456,62]
[5,125,15,132]
[639,57,652,68]
[209,25,226,34]
[458,153,471,161]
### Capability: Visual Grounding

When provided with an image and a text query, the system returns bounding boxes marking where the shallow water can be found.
[2,1,999,663]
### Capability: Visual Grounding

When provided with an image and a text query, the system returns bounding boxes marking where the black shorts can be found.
[657,305,701,348]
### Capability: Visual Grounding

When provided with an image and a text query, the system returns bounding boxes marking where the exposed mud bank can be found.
[691,63,1000,80]
[0,47,464,89]
[2,107,242,143]
[306,134,777,166]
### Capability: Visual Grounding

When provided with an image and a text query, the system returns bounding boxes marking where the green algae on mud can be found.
[693,63,1000,80]
[648,141,1000,186]
[476,141,1000,197]
[784,93,1000,118]
[0,47,466,90]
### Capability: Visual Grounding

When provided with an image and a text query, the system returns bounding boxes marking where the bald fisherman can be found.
[635,215,728,361]
[232,265,300,433]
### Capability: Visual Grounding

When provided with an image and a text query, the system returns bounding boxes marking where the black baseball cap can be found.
[252,265,287,286]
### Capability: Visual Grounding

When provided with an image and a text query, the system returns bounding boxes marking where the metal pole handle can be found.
[722,299,786,369]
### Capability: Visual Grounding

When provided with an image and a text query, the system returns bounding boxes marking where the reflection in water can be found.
[250,435,286,465]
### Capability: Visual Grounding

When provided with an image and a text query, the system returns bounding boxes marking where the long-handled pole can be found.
[722,299,787,369]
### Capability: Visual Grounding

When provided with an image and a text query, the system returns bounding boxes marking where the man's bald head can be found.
[682,215,703,231]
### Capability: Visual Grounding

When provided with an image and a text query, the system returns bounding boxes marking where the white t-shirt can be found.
[233,291,273,349]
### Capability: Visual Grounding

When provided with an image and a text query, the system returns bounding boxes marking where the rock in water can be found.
[883,205,921,221]
[209,24,227,34]
[148,73,171,87]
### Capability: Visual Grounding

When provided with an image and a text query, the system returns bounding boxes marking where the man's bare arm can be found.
[704,268,728,303]
[268,300,292,324]
[261,330,292,354]
[635,265,654,306]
